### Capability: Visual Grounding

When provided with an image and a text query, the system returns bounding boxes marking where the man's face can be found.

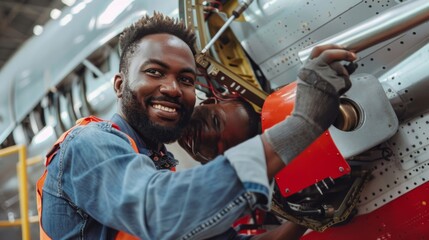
[116,33,196,144]
[178,100,251,164]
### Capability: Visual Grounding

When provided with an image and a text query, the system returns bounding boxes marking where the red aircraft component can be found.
[261,82,351,197]
[302,182,429,240]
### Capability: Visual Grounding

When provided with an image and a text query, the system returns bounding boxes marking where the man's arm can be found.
[262,45,356,178]
[225,44,357,211]
[261,134,285,179]
[55,124,252,239]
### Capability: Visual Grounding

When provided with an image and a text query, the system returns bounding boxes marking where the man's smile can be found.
[152,104,177,113]
[149,100,181,121]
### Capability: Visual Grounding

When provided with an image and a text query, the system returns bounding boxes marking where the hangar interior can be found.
[1,0,429,239]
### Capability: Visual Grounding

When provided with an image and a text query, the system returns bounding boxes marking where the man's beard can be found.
[121,83,192,144]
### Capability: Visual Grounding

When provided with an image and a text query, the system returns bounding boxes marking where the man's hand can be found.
[293,44,357,133]
[299,44,356,95]
[263,44,356,173]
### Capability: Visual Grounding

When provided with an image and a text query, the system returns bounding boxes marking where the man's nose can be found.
[160,77,182,97]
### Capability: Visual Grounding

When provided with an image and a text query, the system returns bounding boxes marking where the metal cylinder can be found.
[379,42,429,122]
[298,0,429,63]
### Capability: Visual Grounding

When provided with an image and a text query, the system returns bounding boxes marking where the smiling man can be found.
[36,12,356,240]
[114,32,197,169]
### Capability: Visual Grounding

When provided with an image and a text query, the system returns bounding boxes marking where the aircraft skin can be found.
[1,0,429,239]
[303,182,429,239]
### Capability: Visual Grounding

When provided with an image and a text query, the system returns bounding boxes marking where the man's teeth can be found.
[153,104,176,113]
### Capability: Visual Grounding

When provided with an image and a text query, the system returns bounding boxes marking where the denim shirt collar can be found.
[110,113,178,169]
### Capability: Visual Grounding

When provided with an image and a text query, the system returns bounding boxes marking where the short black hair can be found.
[118,12,196,75]
[239,99,261,138]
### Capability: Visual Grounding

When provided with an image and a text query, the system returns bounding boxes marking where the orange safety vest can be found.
[36,116,139,240]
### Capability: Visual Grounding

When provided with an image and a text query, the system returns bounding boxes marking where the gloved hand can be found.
[264,44,356,164]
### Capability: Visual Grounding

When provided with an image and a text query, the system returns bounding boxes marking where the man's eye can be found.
[144,69,163,77]
[212,115,220,131]
[178,76,195,86]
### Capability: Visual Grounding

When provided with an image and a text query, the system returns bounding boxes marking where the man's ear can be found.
[114,73,124,98]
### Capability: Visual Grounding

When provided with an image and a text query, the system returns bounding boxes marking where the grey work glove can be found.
[264,45,356,164]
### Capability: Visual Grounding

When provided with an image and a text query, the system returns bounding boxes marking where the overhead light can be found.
[33,25,43,35]
[170,8,179,17]
[50,8,62,19]
[62,0,76,6]
[97,0,134,26]
[32,126,54,145]
[88,17,96,30]
[71,2,87,14]
[60,14,73,26]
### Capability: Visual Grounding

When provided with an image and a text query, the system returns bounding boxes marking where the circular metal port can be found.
[334,98,361,131]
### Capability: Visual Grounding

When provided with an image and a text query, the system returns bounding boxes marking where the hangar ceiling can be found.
[0,0,66,70]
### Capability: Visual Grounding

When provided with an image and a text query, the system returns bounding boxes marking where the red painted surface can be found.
[261,81,429,239]
[261,81,297,131]
[234,210,267,235]
[302,182,429,240]
[261,82,350,197]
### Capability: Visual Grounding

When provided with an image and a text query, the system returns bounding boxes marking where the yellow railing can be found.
[0,145,43,240]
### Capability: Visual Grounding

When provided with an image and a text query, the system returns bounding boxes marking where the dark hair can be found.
[239,99,261,138]
[118,12,196,74]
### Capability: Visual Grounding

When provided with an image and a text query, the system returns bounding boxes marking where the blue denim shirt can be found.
[41,114,271,239]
